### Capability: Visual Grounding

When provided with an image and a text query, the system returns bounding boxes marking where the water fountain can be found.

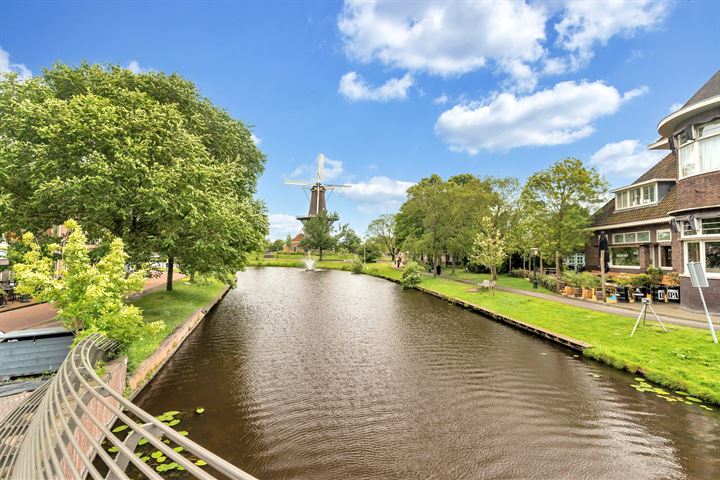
[304,254,315,271]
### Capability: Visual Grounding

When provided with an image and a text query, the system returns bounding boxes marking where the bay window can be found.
[677,120,720,178]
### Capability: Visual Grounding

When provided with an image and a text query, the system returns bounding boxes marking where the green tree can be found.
[521,158,608,276]
[401,261,424,288]
[13,220,163,346]
[300,211,338,261]
[0,63,267,291]
[270,239,285,252]
[335,223,361,254]
[367,214,399,261]
[470,217,506,280]
[285,233,294,251]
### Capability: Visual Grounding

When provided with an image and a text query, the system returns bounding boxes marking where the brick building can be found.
[586,70,720,312]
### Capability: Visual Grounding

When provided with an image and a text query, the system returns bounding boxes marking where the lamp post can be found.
[530,247,539,289]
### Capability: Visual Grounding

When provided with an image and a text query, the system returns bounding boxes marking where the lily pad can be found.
[141,456,150,462]
[157,456,167,463]
[674,390,689,396]
[177,466,186,471]
[151,451,163,459]
[107,446,119,453]
[195,459,208,466]
[173,446,184,453]
[112,425,128,433]
[138,438,148,446]
[178,431,189,436]
[167,419,181,427]
[686,397,702,403]
[163,411,180,416]
[195,407,205,414]
[633,377,644,382]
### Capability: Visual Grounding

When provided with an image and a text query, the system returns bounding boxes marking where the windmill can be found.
[285,154,350,222]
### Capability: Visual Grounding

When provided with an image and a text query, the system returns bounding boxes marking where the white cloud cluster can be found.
[340,176,414,212]
[339,0,546,79]
[555,0,670,70]
[339,71,413,101]
[0,46,31,80]
[289,155,345,182]
[250,133,262,146]
[337,0,671,97]
[589,139,665,181]
[268,213,302,240]
[435,81,646,154]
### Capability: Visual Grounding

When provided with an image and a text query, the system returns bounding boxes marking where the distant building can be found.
[283,233,305,253]
[585,69,720,312]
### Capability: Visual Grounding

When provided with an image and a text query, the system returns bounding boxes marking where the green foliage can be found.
[13,220,163,346]
[631,273,651,287]
[562,271,582,288]
[0,63,267,285]
[646,266,664,285]
[401,261,424,288]
[269,239,285,252]
[367,214,399,260]
[667,271,680,286]
[470,217,506,280]
[335,223,361,254]
[362,238,383,263]
[521,158,608,274]
[351,256,365,274]
[300,211,338,261]
[578,272,601,288]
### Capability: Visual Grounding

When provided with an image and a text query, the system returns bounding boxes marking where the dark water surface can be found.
[136,268,720,479]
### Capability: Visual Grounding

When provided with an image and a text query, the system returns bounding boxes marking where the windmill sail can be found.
[284,153,349,222]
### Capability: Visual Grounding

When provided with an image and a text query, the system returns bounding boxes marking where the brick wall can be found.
[680,276,720,313]
[676,170,720,209]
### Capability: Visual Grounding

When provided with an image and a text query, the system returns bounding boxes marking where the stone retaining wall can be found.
[127,285,230,398]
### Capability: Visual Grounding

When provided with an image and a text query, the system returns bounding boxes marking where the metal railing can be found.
[0,333,257,480]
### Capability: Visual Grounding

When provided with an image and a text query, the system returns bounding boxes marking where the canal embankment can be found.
[247,259,720,405]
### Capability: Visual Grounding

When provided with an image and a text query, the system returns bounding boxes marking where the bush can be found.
[631,273,651,287]
[667,271,680,286]
[509,269,528,278]
[646,266,663,285]
[537,274,558,292]
[351,256,364,274]
[579,272,600,288]
[562,271,581,288]
[401,261,424,289]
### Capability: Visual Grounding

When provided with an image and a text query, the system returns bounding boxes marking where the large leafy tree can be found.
[521,158,607,276]
[0,64,267,290]
[13,220,163,346]
[300,211,338,261]
[366,214,399,260]
[471,217,506,281]
[335,223,361,254]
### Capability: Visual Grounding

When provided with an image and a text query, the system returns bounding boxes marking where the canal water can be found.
[136,268,720,479]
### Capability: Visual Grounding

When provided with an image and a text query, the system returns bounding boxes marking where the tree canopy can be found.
[300,211,338,260]
[0,63,268,289]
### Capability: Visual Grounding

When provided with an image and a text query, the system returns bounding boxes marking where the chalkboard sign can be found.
[687,261,708,288]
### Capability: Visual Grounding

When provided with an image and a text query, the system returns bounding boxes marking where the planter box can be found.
[631,286,648,302]
[563,286,574,296]
[665,286,681,303]
[582,288,594,300]
[595,289,605,301]
[573,287,582,297]
[652,286,667,302]
[615,286,629,302]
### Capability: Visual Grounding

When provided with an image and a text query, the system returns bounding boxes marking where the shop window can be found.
[611,247,640,266]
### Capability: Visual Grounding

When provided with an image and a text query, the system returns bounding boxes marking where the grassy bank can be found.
[125,279,227,373]
[247,258,720,405]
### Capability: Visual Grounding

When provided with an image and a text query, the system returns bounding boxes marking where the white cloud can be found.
[669,102,683,113]
[338,0,547,84]
[0,46,31,79]
[589,139,665,181]
[555,0,671,70]
[434,80,646,154]
[433,94,449,105]
[340,176,414,212]
[338,71,413,101]
[289,154,345,182]
[268,213,302,240]
[250,133,262,145]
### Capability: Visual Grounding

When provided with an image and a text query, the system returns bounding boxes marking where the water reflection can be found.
[136,268,720,479]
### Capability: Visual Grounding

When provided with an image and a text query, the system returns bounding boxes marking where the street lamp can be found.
[530,247,539,289]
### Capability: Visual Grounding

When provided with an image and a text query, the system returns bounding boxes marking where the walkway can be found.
[447,275,718,330]
[0,272,184,334]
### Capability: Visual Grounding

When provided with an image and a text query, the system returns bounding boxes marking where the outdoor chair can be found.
[479,280,496,295]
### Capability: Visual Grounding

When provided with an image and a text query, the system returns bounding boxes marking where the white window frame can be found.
[680,214,720,239]
[615,184,658,211]
[609,246,641,269]
[677,121,720,179]
[611,230,652,244]
[656,229,672,243]
[683,240,720,279]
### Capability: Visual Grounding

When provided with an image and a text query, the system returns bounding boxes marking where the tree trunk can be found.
[166,256,174,291]
[491,265,497,281]
[319,248,323,261]
[539,257,543,274]
[555,251,562,279]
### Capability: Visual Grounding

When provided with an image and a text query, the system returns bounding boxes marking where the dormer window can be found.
[615,183,658,211]
[677,120,720,178]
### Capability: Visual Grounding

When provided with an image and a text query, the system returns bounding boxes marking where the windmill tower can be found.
[285,154,349,222]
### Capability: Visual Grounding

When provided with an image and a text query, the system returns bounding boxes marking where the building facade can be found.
[586,70,720,312]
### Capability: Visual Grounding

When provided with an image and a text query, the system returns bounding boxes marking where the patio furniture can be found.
[479,280,496,295]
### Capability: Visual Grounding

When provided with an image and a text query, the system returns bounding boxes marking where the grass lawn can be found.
[445,270,554,294]
[246,258,720,404]
[125,279,227,373]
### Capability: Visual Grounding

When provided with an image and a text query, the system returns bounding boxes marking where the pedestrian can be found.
[436,264,441,276]
[396,257,401,268]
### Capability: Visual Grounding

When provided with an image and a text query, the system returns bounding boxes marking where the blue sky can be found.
[1,0,718,239]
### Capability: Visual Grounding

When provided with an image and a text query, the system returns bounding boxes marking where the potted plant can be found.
[579,272,600,300]
[646,266,665,301]
[561,272,577,296]
[665,271,681,303]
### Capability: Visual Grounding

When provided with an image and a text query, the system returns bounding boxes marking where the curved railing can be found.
[0,333,257,480]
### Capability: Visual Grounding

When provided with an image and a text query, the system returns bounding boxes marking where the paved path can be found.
[446,275,718,330]
[0,272,184,334]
